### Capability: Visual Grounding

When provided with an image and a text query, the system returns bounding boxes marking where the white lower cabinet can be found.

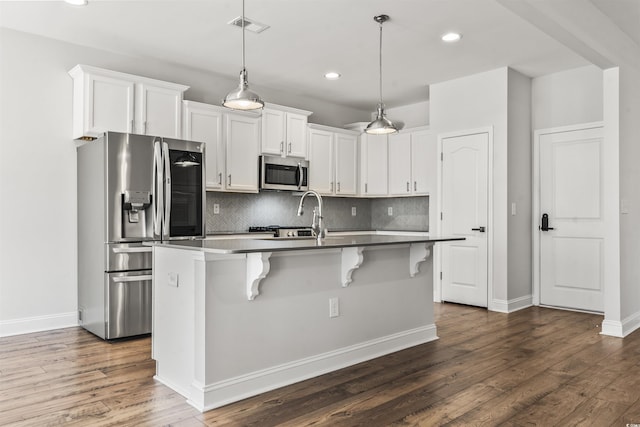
[307,124,358,196]
[182,101,259,193]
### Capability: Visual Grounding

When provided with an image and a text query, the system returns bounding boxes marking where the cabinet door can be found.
[226,114,260,192]
[361,134,388,196]
[308,128,334,195]
[411,129,434,195]
[183,103,224,190]
[86,73,135,136]
[286,113,308,158]
[335,133,357,196]
[261,108,286,156]
[136,83,183,138]
[388,133,412,195]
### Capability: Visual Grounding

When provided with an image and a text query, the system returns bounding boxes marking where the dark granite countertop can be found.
[147,234,462,255]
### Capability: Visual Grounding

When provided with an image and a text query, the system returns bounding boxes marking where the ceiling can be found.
[1,0,637,111]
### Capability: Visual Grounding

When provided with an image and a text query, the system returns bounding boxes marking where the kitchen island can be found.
[149,234,461,412]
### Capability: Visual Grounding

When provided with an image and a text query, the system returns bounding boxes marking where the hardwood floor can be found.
[2,303,640,426]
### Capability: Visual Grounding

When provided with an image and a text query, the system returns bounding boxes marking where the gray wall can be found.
[206,192,428,233]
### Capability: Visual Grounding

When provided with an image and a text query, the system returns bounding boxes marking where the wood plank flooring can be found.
[2,303,640,426]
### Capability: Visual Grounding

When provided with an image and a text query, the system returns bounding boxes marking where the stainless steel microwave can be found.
[259,155,309,191]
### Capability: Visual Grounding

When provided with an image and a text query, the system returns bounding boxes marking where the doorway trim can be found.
[435,126,494,309]
[532,121,607,308]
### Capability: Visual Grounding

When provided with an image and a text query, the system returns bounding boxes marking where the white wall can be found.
[0,28,371,336]
[386,101,429,129]
[617,64,640,335]
[430,67,513,309]
[532,65,603,130]
[507,69,532,302]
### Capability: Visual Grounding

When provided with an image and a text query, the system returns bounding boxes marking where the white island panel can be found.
[152,243,438,412]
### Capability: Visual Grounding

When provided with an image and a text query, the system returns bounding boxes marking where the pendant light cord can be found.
[241,0,246,70]
[378,20,383,106]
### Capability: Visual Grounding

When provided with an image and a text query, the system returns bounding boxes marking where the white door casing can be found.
[440,131,489,307]
[536,124,605,313]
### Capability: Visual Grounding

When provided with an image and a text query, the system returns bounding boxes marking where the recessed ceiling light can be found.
[441,32,462,42]
[324,72,341,80]
[65,0,88,5]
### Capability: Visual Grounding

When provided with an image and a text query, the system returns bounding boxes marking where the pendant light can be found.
[365,14,398,135]
[223,0,264,110]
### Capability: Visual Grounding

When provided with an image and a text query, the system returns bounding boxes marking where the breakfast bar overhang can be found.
[149,235,462,412]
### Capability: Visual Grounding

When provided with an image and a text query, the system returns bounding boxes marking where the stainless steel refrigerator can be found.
[77,131,205,339]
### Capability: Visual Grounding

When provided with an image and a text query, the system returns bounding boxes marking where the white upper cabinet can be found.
[225,112,260,193]
[388,132,413,195]
[69,65,188,140]
[308,124,358,196]
[360,133,388,196]
[136,83,185,138]
[182,101,224,190]
[388,127,435,196]
[261,103,312,158]
[307,127,334,195]
[410,128,435,195]
[334,132,358,196]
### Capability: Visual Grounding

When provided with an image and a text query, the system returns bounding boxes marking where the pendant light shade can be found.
[365,14,398,135]
[223,0,264,110]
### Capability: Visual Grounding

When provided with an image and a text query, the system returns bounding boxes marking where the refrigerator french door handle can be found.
[162,141,171,239]
[152,140,163,237]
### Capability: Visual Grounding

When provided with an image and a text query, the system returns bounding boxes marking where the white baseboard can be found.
[490,295,533,313]
[602,310,640,338]
[161,324,438,412]
[0,312,78,337]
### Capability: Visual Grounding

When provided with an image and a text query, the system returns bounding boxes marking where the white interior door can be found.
[441,132,489,307]
[539,126,605,312]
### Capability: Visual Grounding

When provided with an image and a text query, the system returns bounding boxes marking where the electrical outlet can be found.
[351,206,357,216]
[388,206,393,216]
[213,203,220,214]
[329,297,339,318]
[167,272,179,287]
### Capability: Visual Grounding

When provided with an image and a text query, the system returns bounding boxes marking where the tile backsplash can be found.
[206,191,428,233]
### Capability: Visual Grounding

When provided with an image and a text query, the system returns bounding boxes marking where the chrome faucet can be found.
[296,190,326,243]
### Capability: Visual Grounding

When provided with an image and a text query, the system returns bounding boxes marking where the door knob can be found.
[540,213,554,231]
[471,226,486,232]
